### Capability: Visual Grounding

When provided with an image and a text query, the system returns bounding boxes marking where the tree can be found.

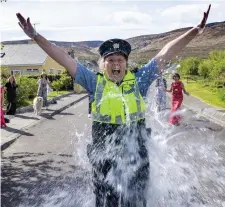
[198,50,225,80]
[198,60,210,79]
[178,57,201,83]
[179,57,200,76]
[209,59,225,80]
[208,50,225,61]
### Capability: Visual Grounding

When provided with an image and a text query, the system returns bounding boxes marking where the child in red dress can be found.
[1,83,7,128]
[166,73,189,126]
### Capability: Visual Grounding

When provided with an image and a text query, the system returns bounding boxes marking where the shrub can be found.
[198,60,211,79]
[51,75,73,91]
[60,75,73,90]
[26,74,62,82]
[209,59,225,80]
[51,80,63,92]
[217,88,225,102]
[212,79,224,88]
[0,66,11,79]
[178,57,201,76]
[16,76,38,107]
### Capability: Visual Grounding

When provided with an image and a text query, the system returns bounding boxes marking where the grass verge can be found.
[183,81,225,108]
[47,90,71,100]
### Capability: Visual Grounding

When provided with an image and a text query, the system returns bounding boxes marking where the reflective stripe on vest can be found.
[95,79,106,114]
[92,111,145,124]
[92,71,146,124]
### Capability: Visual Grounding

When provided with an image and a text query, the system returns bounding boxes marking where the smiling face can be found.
[103,53,127,83]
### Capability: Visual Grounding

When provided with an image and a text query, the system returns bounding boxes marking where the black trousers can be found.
[88,95,92,114]
[87,120,150,207]
[6,101,16,115]
[88,101,92,114]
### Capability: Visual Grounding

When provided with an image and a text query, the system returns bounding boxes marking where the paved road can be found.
[2,98,225,207]
[1,99,94,207]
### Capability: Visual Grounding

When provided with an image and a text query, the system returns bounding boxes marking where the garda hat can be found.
[98,38,131,59]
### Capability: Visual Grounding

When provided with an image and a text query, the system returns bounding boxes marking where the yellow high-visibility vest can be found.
[92,71,146,124]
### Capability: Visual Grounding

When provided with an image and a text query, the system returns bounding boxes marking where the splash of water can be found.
[146,87,225,207]
[26,86,225,207]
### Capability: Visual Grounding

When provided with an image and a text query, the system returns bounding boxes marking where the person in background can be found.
[88,95,93,118]
[86,62,95,118]
[1,78,6,128]
[37,71,50,107]
[5,75,18,115]
[16,5,210,206]
[166,73,189,126]
[155,75,167,112]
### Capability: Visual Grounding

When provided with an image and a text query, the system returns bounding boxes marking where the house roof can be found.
[1,44,48,66]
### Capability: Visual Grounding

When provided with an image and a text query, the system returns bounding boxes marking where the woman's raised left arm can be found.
[155,4,211,72]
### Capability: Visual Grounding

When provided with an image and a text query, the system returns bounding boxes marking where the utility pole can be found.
[67,47,75,90]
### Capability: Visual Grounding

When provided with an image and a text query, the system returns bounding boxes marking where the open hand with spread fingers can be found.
[16,13,37,39]
[197,4,211,29]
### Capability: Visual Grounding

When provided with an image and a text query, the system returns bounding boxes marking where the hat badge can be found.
[113,43,119,49]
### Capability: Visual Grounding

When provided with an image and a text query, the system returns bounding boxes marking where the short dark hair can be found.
[172,73,180,79]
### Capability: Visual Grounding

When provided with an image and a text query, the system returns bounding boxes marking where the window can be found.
[26,69,39,75]
[49,68,54,74]
[26,69,39,73]
[11,70,21,76]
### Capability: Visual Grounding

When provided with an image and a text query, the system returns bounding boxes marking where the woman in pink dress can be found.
[1,81,7,128]
[166,73,189,126]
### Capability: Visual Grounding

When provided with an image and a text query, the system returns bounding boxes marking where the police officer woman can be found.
[16,5,210,206]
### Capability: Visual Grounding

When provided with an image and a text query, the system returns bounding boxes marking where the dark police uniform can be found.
[87,39,151,207]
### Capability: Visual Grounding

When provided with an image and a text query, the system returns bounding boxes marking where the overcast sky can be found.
[1,0,224,42]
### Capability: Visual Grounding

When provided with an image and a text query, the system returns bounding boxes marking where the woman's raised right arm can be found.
[16,13,77,77]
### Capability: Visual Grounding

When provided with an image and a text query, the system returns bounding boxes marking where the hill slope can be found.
[2,21,225,63]
[127,21,225,62]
